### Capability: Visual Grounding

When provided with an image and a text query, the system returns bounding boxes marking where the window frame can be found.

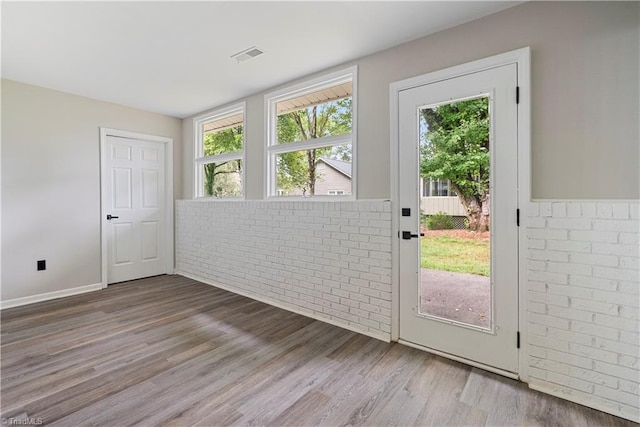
[193,102,246,199]
[264,66,358,199]
[422,178,456,197]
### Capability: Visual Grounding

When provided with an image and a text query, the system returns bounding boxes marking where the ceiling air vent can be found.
[231,46,264,63]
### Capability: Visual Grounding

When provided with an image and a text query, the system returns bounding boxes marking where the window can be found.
[194,103,245,198]
[265,67,357,197]
[422,178,456,197]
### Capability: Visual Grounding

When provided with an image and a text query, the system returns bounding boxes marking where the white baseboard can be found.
[0,283,103,310]
[528,381,639,423]
[176,271,391,343]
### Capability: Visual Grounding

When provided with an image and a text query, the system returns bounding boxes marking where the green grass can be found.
[421,235,490,276]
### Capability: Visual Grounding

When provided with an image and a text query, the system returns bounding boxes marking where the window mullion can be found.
[267,133,352,155]
[196,151,243,165]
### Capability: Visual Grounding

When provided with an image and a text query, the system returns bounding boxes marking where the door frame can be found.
[99,127,174,289]
[389,47,531,380]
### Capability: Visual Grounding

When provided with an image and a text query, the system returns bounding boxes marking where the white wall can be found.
[182,2,639,200]
[1,79,182,302]
[176,200,392,340]
[526,201,639,422]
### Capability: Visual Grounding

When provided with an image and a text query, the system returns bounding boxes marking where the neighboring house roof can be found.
[318,158,352,178]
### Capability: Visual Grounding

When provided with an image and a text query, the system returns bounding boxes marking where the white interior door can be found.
[398,64,519,373]
[105,136,167,284]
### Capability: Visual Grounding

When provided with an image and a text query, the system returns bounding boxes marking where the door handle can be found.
[402,231,425,240]
[106,214,119,220]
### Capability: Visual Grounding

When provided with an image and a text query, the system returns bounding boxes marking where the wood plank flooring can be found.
[1,275,635,426]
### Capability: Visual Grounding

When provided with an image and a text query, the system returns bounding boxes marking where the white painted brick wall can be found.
[175,199,638,420]
[176,200,393,339]
[527,201,640,421]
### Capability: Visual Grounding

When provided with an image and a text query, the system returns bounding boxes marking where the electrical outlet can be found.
[37,260,46,271]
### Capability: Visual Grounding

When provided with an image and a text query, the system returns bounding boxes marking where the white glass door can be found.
[398,64,519,373]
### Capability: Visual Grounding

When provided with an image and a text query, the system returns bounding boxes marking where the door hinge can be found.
[517,331,521,349]
[516,208,520,227]
[516,86,520,104]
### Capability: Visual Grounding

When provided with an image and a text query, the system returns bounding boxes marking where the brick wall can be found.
[175,198,639,421]
[526,201,639,421]
[176,200,392,340]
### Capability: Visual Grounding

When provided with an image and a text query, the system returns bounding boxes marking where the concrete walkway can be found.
[420,269,490,328]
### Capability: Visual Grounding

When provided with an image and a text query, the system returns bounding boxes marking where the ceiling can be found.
[1,1,519,119]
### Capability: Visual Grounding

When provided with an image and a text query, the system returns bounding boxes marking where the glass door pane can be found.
[418,95,492,330]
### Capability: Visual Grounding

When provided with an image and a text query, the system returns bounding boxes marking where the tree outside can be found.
[276,98,352,196]
[420,97,490,232]
[203,125,243,197]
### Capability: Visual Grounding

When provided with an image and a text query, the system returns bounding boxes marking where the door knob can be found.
[106,214,119,220]
[402,231,424,240]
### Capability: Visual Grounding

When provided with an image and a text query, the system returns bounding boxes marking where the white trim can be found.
[195,151,243,165]
[100,127,174,289]
[531,198,640,203]
[264,92,271,199]
[185,197,392,204]
[193,102,246,199]
[399,339,519,380]
[390,49,527,93]
[0,283,102,310]
[192,105,244,125]
[516,48,532,383]
[351,67,359,198]
[264,65,358,199]
[266,133,352,155]
[177,271,390,342]
[389,48,531,374]
[389,72,400,341]
[528,382,639,424]
[0,80,3,300]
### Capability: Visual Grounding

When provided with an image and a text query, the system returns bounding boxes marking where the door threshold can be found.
[398,339,519,380]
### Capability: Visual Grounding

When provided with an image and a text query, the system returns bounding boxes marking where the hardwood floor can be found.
[1,275,634,426]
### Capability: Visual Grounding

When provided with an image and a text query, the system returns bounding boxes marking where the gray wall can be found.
[314,162,352,196]
[183,1,639,201]
[1,79,182,301]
